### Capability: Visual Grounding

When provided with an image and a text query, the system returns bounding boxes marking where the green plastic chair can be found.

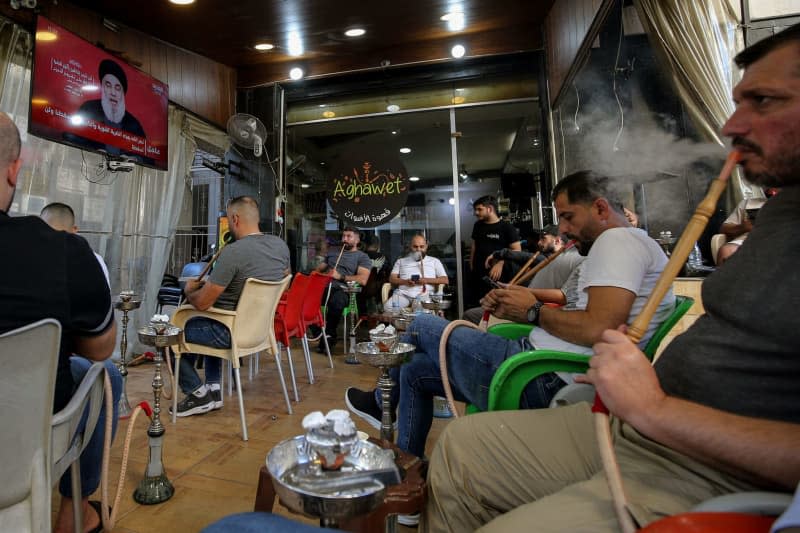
[465,295,694,413]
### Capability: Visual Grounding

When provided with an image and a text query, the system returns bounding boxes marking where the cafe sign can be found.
[328,150,409,228]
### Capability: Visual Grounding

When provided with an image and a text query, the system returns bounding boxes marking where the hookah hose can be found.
[437,320,482,419]
[592,150,741,533]
[97,347,177,530]
[322,244,347,309]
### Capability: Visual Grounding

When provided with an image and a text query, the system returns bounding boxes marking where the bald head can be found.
[41,202,78,233]
[226,195,261,237]
[0,112,21,213]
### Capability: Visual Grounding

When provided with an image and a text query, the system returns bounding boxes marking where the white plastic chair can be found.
[50,361,107,533]
[0,319,61,533]
[171,275,292,441]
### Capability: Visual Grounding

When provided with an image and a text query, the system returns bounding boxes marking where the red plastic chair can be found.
[302,272,334,375]
[274,273,310,401]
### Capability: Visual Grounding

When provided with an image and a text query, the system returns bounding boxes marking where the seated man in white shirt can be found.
[383,234,449,312]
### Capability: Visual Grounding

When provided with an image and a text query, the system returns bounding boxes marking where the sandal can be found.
[86,500,110,533]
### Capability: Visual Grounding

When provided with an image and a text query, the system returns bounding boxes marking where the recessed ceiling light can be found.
[344,28,365,37]
[169,0,195,4]
[448,197,455,205]
[300,183,311,189]
[391,130,398,135]
[399,147,411,154]
[451,44,466,58]
[387,104,400,112]
[289,67,304,80]
[318,104,326,108]
[451,96,465,104]
[254,43,274,51]
[441,11,465,31]
[322,110,336,118]
[409,176,420,182]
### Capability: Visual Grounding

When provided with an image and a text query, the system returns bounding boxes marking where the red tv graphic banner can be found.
[30,16,169,170]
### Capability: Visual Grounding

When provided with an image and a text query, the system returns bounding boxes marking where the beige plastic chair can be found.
[711,233,728,264]
[171,275,292,441]
[0,318,60,533]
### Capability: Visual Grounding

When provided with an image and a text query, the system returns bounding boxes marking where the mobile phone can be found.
[411,274,421,282]
[482,275,501,289]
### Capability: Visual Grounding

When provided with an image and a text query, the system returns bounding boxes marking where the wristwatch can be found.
[527,301,544,325]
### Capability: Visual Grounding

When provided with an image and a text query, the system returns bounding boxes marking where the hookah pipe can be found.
[322,241,347,309]
[593,151,741,533]
[478,241,575,330]
[194,232,234,282]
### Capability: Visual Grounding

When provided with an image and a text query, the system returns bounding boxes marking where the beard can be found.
[571,238,594,256]
[411,251,425,261]
[101,94,126,124]
[343,242,354,251]
[734,135,800,187]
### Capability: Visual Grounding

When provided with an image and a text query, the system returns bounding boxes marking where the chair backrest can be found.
[642,295,695,359]
[232,275,292,351]
[0,319,61,533]
[50,362,106,486]
[301,272,332,326]
[276,273,310,339]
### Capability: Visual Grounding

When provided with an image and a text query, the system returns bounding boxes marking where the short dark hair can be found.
[0,112,20,167]
[99,59,128,93]
[342,226,361,241]
[551,170,624,214]
[735,23,800,69]
[473,195,498,213]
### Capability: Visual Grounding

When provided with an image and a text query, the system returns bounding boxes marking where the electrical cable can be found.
[611,1,626,152]
[573,83,581,133]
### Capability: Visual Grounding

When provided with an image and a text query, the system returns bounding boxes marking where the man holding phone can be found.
[382,234,449,312]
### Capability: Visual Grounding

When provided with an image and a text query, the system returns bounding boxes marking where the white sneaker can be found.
[208,387,223,410]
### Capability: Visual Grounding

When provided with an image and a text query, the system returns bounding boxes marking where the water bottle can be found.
[391,292,401,315]
[412,295,423,314]
[686,242,704,273]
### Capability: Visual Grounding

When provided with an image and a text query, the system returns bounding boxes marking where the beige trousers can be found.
[423,404,761,532]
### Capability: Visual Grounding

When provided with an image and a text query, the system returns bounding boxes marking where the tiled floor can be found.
[55,340,452,532]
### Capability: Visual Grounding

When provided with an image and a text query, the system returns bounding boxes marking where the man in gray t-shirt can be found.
[314,226,371,353]
[172,196,290,417]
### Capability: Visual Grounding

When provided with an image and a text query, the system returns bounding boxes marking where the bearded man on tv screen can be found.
[78,58,145,138]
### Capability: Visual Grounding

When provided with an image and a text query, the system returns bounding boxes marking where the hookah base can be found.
[117,398,133,420]
[133,474,174,504]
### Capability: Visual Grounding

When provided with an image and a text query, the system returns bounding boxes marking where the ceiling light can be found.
[451,44,466,58]
[254,43,274,51]
[288,30,304,56]
[391,130,397,135]
[458,164,468,181]
[35,31,57,41]
[451,96,465,104]
[441,11,465,31]
[300,183,311,189]
[448,197,455,205]
[289,67,304,80]
[399,147,411,154]
[386,104,400,112]
[344,28,365,37]
[169,0,195,4]
[409,176,420,182]
[322,110,336,118]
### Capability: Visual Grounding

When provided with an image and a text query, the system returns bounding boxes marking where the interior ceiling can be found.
[67,0,555,87]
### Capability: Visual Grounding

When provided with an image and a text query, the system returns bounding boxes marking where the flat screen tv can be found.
[29,16,169,170]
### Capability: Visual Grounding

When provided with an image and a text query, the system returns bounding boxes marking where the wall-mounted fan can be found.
[226,113,268,157]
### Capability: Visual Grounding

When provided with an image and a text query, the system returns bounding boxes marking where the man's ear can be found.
[7,159,21,187]
[593,197,612,219]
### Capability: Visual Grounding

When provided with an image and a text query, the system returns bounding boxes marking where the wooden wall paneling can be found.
[544,0,614,109]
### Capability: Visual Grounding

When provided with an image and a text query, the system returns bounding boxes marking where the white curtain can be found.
[633,0,755,201]
[0,18,199,355]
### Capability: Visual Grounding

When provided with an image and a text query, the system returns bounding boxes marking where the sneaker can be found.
[306,324,322,340]
[397,512,420,527]
[345,387,396,430]
[208,387,223,410]
[169,390,214,417]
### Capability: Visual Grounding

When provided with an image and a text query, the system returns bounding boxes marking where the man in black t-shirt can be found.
[468,195,521,306]
[0,112,119,533]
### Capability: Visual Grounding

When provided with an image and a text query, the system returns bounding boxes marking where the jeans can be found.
[202,512,337,532]
[395,314,566,458]
[177,317,231,394]
[323,287,348,342]
[59,357,122,498]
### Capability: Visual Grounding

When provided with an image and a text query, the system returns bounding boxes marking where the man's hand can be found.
[484,254,496,270]
[484,284,538,322]
[184,279,205,294]
[488,261,504,280]
[577,327,667,424]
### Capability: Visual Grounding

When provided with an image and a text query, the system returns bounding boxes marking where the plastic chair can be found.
[50,361,107,533]
[0,319,60,533]
[302,272,334,367]
[171,275,292,441]
[472,296,694,412]
[274,273,311,400]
